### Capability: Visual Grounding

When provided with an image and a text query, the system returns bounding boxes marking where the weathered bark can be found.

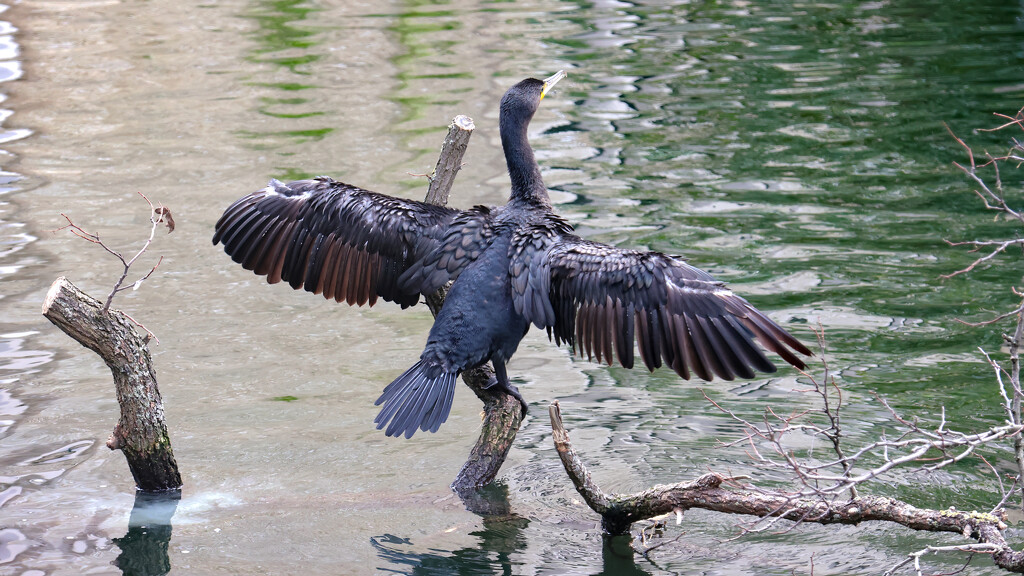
[549,401,1024,571]
[451,367,524,493]
[424,114,475,207]
[420,115,525,493]
[42,276,182,491]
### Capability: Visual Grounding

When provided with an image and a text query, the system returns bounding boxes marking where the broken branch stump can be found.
[420,115,525,493]
[425,114,475,207]
[42,276,182,491]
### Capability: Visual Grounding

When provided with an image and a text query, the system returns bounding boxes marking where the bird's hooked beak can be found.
[540,70,566,100]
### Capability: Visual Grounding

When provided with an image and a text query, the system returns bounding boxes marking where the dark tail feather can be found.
[374,361,457,438]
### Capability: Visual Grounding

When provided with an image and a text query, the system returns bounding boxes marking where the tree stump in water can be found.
[42,276,181,491]
[422,115,526,493]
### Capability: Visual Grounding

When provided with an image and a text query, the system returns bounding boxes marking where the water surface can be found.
[2,0,1024,574]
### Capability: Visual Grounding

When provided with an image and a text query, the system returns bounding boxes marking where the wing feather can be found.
[264,221,295,284]
[694,315,734,380]
[330,239,352,302]
[577,301,589,361]
[602,296,615,366]
[512,230,811,381]
[670,314,692,379]
[617,302,635,369]
[316,234,338,298]
[213,176,491,309]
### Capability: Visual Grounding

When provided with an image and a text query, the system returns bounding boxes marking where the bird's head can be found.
[500,70,566,125]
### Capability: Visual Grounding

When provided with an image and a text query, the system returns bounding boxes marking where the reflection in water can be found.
[372,516,529,576]
[246,0,321,74]
[112,490,181,576]
[385,8,471,157]
[240,0,332,161]
[599,536,651,576]
[454,481,514,517]
[377,482,529,575]
[380,484,648,575]
[372,523,655,576]
[0,527,29,564]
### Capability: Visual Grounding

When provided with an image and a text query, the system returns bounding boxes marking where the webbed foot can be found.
[484,375,529,418]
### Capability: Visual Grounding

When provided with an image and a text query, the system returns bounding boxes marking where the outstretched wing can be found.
[213,176,491,308]
[511,229,812,381]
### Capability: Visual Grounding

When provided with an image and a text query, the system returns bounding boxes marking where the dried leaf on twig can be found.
[154,206,175,233]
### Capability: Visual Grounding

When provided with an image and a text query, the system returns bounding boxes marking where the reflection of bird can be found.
[213,71,812,439]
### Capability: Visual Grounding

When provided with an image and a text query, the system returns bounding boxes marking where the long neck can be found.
[500,110,549,206]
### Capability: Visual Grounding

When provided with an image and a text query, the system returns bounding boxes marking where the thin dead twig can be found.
[55,192,173,339]
[943,113,1024,279]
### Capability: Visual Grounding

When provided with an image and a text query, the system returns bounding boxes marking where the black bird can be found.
[213,71,812,439]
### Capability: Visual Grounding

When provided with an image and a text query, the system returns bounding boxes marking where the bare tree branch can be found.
[550,401,1024,571]
[413,115,527,495]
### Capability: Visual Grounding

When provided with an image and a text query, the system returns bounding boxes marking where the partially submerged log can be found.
[549,401,1024,571]
[42,276,181,491]
[420,115,525,493]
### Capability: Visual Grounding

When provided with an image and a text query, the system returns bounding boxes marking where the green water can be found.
[3,0,1024,574]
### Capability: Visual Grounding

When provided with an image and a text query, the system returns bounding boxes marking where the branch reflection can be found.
[113,489,181,576]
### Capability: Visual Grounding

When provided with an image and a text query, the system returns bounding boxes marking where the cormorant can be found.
[213,71,812,439]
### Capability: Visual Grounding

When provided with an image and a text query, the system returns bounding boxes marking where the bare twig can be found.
[1009,301,1024,509]
[705,373,1023,502]
[957,299,1024,327]
[945,113,1024,512]
[885,545,989,576]
[943,112,1024,279]
[55,192,173,319]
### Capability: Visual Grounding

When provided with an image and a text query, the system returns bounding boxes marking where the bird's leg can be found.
[484,360,528,417]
